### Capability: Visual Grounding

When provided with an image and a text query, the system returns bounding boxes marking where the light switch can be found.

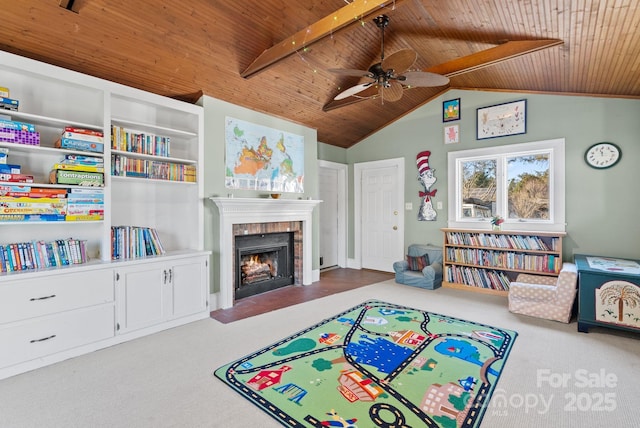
[405,202,413,210]
[437,201,443,210]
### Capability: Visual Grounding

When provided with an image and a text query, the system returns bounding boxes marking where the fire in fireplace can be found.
[235,232,294,299]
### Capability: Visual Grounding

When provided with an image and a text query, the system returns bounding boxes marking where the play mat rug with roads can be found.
[214,299,518,428]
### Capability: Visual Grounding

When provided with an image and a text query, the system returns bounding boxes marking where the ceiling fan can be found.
[328,14,450,103]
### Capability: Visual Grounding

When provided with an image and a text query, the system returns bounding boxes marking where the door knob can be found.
[393,226,398,230]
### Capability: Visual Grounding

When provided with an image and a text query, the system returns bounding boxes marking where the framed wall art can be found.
[443,98,460,122]
[476,99,527,140]
[224,116,305,193]
[444,124,459,144]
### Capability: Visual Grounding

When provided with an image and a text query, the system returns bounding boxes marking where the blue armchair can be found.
[393,244,443,290]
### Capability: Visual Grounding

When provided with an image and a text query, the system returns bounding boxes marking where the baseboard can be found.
[347,258,361,269]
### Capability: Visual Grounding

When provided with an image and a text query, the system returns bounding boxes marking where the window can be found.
[447,139,565,232]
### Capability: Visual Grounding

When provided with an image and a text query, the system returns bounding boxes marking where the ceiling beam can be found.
[241,0,404,78]
[323,39,563,111]
[428,39,563,77]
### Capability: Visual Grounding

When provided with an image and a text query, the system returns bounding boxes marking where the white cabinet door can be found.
[169,256,208,320]
[115,262,167,334]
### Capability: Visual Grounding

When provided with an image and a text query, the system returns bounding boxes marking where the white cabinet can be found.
[0,51,210,380]
[0,305,114,369]
[0,267,115,370]
[115,254,209,335]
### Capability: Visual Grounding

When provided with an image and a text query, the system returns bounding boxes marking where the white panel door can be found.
[319,167,339,269]
[360,163,403,272]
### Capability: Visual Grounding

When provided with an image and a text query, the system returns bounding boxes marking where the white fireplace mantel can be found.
[210,197,321,309]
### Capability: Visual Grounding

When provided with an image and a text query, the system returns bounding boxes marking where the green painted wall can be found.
[201,96,319,293]
[318,142,348,164]
[332,90,640,261]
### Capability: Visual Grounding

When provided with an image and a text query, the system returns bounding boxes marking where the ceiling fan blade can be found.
[323,40,562,112]
[352,84,380,99]
[334,82,375,100]
[400,71,450,87]
[381,81,404,102]
[381,49,417,74]
[328,68,375,78]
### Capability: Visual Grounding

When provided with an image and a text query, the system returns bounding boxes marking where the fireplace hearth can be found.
[235,232,294,299]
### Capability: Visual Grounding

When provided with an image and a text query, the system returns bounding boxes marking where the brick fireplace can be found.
[210,197,321,309]
[233,223,299,299]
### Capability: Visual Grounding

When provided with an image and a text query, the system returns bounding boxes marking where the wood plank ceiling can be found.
[1,0,639,148]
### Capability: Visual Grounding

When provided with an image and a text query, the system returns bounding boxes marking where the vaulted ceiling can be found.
[1,1,639,148]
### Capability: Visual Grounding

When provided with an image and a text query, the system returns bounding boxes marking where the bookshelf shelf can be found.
[442,228,566,296]
[0,141,105,157]
[5,110,102,132]
[110,175,197,185]
[111,117,197,138]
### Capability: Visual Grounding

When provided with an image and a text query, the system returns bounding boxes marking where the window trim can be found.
[447,138,565,232]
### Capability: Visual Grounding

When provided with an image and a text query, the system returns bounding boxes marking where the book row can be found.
[0,238,88,273]
[445,231,558,251]
[446,247,561,273]
[111,226,166,260]
[445,265,511,291]
[111,155,196,182]
[111,125,171,157]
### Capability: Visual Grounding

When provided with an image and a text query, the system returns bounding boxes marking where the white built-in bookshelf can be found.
[0,50,210,379]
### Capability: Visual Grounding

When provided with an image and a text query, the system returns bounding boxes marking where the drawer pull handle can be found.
[30,294,56,301]
[30,334,56,343]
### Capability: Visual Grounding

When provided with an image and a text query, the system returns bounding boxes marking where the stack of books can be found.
[0,148,34,184]
[0,85,18,112]
[66,188,104,221]
[0,86,17,111]
[54,126,104,153]
[0,185,67,221]
[49,152,105,186]
[0,161,21,175]
[111,226,166,260]
[0,238,88,272]
[0,117,40,146]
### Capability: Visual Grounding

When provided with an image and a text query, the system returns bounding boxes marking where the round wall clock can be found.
[584,142,621,169]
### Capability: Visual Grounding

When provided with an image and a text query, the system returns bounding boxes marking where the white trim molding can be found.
[210,197,321,309]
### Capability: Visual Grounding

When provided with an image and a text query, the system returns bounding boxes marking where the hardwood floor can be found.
[210,268,394,323]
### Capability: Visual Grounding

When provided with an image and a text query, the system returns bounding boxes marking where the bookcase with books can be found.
[441,228,565,296]
[0,50,209,380]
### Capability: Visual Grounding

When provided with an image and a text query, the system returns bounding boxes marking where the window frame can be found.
[447,138,565,232]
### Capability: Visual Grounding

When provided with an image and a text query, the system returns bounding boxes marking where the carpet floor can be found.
[0,280,638,427]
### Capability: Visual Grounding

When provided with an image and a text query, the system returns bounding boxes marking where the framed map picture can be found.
[224,117,304,193]
[476,99,527,140]
[443,98,461,122]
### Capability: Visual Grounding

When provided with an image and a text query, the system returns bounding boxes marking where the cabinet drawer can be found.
[0,269,114,324]
[0,304,115,369]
